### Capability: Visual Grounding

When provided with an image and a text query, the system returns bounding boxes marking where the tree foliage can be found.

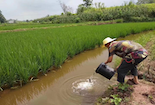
[82,0,93,8]
[95,2,105,9]
[0,10,6,23]
[136,0,155,4]
[77,5,87,14]
[77,0,93,14]
[34,3,155,24]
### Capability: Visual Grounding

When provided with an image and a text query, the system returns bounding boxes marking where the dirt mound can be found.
[129,80,155,105]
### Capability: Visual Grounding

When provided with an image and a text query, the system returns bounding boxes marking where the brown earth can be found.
[128,80,155,105]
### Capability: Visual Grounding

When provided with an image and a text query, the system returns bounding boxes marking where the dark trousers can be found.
[117,57,147,83]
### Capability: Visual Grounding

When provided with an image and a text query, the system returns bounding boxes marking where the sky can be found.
[0,0,138,21]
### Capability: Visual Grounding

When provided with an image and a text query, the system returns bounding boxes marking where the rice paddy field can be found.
[0,22,155,88]
[0,23,68,30]
[0,20,117,31]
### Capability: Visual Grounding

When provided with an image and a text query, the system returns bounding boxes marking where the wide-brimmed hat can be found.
[103,37,117,45]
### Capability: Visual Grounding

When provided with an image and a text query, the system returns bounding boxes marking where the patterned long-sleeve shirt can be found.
[108,40,148,59]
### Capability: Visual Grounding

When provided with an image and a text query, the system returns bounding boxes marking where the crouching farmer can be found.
[103,37,148,84]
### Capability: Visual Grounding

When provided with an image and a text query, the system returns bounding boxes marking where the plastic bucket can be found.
[95,63,115,80]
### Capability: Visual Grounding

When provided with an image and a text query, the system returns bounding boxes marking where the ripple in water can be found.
[71,73,105,97]
[72,79,95,96]
[59,73,112,104]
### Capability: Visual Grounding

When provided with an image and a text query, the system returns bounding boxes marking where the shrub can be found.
[75,17,81,23]
[115,19,123,23]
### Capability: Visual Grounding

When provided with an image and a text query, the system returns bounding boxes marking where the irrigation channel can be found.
[0,33,143,105]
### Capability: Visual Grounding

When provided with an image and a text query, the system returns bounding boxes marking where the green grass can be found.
[0,22,155,87]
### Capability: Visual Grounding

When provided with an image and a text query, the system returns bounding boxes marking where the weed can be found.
[149,95,153,100]
[97,97,102,103]
[118,83,131,92]
[110,94,122,105]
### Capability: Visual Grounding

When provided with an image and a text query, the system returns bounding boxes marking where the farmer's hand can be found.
[114,67,118,72]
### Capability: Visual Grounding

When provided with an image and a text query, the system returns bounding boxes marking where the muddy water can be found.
[0,33,143,105]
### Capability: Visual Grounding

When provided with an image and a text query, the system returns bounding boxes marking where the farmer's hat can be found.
[103,37,117,45]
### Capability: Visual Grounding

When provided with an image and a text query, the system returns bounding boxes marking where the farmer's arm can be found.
[105,45,115,65]
[105,55,113,64]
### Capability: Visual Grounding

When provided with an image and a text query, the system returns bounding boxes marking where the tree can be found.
[95,2,105,9]
[77,4,85,14]
[58,0,73,14]
[136,0,155,4]
[123,1,135,6]
[76,0,93,14]
[46,14,50,17]
[0,10,6,23]
[82,0,93,8]
[149,0,155,3]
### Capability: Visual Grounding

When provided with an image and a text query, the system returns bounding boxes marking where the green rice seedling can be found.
[0,67,7,88]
